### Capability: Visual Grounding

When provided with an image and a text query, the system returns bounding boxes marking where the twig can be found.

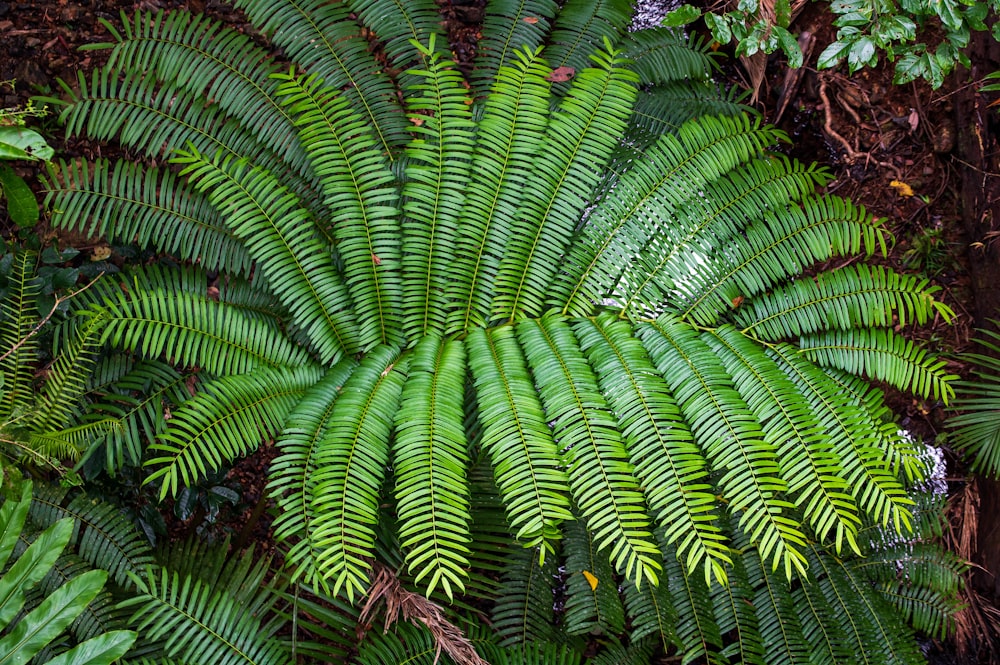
[0,273,104,364]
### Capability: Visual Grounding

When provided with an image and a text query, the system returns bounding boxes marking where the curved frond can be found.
[490,546,558,646]
[542,0,632,73]
[737,264,953,340]
[232,0,409,153]
[44,160,252,275]
[623,29,718,85]
[562,520,626,636]
[638,315,807,578]
[393,335,471,600]
[518,313,659,586]
[494,47,639,320]
[473,0,558,93]
[466,326,571,551]
[574,314,729,584]
[350,0,446,68]
[800,328,956,403]
[629,82,749,139]
[145,365,323,498]
[174,148,359,361]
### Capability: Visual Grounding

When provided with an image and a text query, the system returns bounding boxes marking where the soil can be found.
[2,0,998,660]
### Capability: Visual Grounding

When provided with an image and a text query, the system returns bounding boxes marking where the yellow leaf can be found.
[582,570,598,590]
[890,180,914,197]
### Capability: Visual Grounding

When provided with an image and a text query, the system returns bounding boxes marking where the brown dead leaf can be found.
[372,253,382,265]
[409,116,425,127]
[546,66,575,82]
[907,109,919,132]
[523,16,539,23]
[731,295,745,308]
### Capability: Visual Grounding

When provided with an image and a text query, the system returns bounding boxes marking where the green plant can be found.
[43,0,961,660]
[0,482,135,664]
[0,87,53,228]
[0,249,116,489]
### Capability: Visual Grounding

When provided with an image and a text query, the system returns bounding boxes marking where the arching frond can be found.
[174,148,359,361]
[44,160,252,275]
[639,315,807,578]
[473,0,557,93]
[490,546,558,646]
[232,0,409,154]
[518,314,660,586]
[399,39,473,339]
[349,0,445,69]
[145,365,323,498]
[542,0,632,73]
[561,520,626,636]
[736,264,953,340]
[623,29,718,84]
[574,314,729,584]
[800,328,956,403]
[629,82,749,139]
[394,336,471,600]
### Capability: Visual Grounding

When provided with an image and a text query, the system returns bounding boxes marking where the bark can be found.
[955,27,1000,600]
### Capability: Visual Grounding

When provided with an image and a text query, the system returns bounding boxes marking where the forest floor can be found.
[0,0,995,661]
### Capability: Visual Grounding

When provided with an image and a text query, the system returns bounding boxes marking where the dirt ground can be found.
[1,0,996,660]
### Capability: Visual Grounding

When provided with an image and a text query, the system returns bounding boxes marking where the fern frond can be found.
[35,552,131,642]
[629,82,748,139]
[350,0,445,68]
[623,29,718,85]
[174,147,360,361]
[121,566,290,665]
[277,349,403,601]
[623,558,678,651]
[490,546,558,646]
[473,0,557,93]
[639,315,807,578]
[562,520,626,636]
[708,548,764,665]
[44,160,252,275]
[739,264,952,340]
[0,251,39,420]
[446,46,551,333]
[574,314,730,584]
[231,0,410,154]
[542,0,632,73]
[85,271,309,376]
[706,325,861,553]
[394,336,471,600]
[677,196,887,325]
[743,548,810,665]
[27,483,156,587]
[354,622,442,665]
[466,326,571,552]
[556,114,788,317]
[950,328,1000,475]
[145,365,322,498]
[518,313,660,586]
[800,328,956,403]
[494,46,639,320]
[662,544,725,664]
[400,39,474,339]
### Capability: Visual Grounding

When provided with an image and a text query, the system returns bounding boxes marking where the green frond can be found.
[490,546,558,646]
[677,196,887,326]
[709,548,764,665]
[494,47,639,320]
[101,11,307,172]
[662,544,725,665]
[355,622,443,665]
[174,147,360,361]
[478,638,586,665]
[33,309,108,434]
[145,365,323,498]
[85,270,309,376]
[44,160,252,275]
[446,47,552,333]
[400,40,474,339]
[0,251,40,420]
[394,335,471,600]
[738,264,953,340]
[231,0,411,154]
[274,349,402,601]
[466,326,571,551]
[742,547,810,665]
[463,459,516,598]
[622,29,718,85]
[518,313,660,586]
[271,588,357,662]
[950,328,1000,475]
[542,0,632,73]
[556,114,788,318]
[351,0,446,65]
[800,328,956,403]
[34,552,131,643]
[562,520,626,636]
[629,82,749,139]
[766,343,915,532]
[706,325,862,553]
[0,483,32,570]
[27,421,120,462]
[574,314,729,584]
[84,359,192,473]
[587,641,658,665]
[120,566,289,665]
[639,315,807,578]
[473,0,558,93]
[274,70,404,347]
[623,557,678,651]
[27,483,156,587]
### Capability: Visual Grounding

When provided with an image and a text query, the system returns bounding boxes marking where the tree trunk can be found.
[955,27,1000,600]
